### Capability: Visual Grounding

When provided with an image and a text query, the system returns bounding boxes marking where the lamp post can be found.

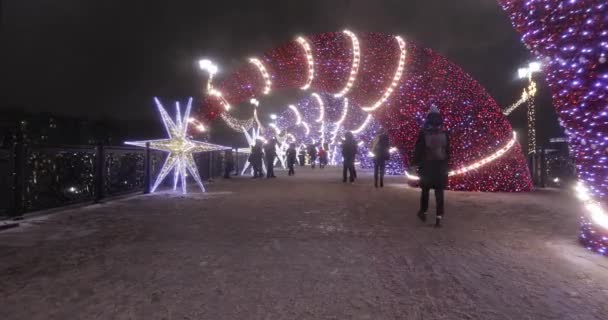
[518,61,542,184]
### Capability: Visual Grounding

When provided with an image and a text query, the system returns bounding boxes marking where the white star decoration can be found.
[240,126,267,175]
[125,97,230,194]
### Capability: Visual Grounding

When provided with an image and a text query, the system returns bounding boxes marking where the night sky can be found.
[1,0,562,143]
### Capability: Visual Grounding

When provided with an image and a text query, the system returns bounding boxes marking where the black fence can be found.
[0,142,231,218]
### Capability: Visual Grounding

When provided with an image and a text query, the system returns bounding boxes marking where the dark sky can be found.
[1,0,562,142]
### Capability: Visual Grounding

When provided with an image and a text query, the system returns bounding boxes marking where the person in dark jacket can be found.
[286,143,297,176]
[298,147,306,167]
[308,144,317,168]
[413,105,450,227]
[264,137,278,178]
[224,150,234,179]
[372,131,391,188]
[250,140,265,178]
[342,131,358,183]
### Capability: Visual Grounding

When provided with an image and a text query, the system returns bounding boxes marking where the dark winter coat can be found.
[373,133,390,162]
[413,126,450,189]
[342,138,358,163]
[286,147,297,165]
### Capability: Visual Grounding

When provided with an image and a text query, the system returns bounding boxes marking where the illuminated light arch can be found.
[296,36,315,90]
[201,31,532,192]
[248,57,272,95]
[361,35,407,112]
[334,30,361,97]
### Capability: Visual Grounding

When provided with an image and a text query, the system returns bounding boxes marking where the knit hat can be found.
[428,104,440,114]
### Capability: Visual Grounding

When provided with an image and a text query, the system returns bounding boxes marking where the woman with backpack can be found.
[413,105,450,228]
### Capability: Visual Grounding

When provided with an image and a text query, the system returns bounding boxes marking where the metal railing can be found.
[0,140,231,218]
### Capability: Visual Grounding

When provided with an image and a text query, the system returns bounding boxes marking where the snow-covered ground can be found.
[1,167,607,320]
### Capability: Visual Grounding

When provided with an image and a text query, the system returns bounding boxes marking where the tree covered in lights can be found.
[199,31,532,192]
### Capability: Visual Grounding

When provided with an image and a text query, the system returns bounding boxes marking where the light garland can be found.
[220,112,255,132]
[125,98,230,193]
[268,123,281,135]
[301,121,310,135]
[311,93,325,123]
[351,114,373,134]
[406,132,518,180]
[527,86,537,154]
[362,35,407,112]
[249,57,272,95]
[334,30,360,97]
[503,80,537,116]
[288,104,303,125]
[331,98,349,143]
[296,36,315,90]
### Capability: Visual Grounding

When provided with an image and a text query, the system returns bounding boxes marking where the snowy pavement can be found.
[1,167,607,320]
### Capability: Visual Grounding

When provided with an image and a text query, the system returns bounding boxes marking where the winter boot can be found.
[417,211,427,222]
[435,216,442,228]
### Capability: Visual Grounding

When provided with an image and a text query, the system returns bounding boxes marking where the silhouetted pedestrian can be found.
[250,140,264,178]
[264,137,278,178]
[224,150,234,179]
[413,105,450,227]
[342,132,358,183]
[308,144,317,169]
[286,143,297,176]
[298,147,306,167]
[372,131,390,188]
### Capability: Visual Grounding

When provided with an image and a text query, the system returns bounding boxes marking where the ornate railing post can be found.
[144,142,151,194]
[94,143,105,202]
[10,122,26,217]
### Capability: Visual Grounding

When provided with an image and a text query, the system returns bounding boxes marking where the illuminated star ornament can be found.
[125,97,230,194]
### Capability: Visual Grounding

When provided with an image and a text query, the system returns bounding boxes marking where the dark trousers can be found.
[265,156,275,177]
[253,164,263,177]
[374,160,386,186]
[288,163,295,176]
[310,156,316,168]
[299,156,305,166]
[343,161,355,182]
[224,163,233,178]
[420,187,445,216]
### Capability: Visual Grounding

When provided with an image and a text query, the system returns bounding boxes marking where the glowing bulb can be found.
[351,114,373,134]
[270,114,278,120]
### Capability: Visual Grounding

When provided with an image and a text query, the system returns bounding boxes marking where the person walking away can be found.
[318,146,328,169]
[298,147,306,167]
[224,150,234,179]
[286,143,297,176]
[342,131,358,183]
[373,131,390,188]
[264,137,278,178]
[413,105,450,227]
[308,144,317,169]
[251,140,265,178]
